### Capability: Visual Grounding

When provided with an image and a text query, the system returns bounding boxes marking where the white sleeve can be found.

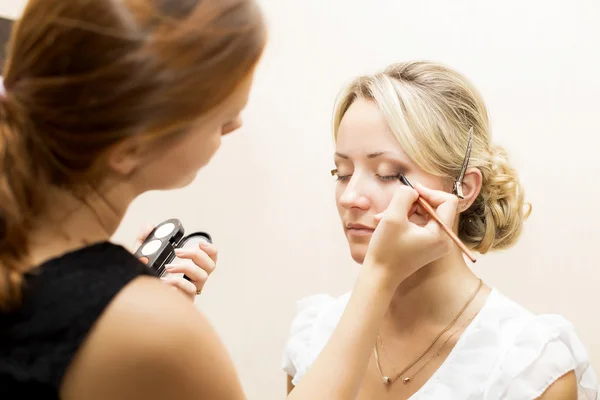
[486,314,598,400]
[281,294,335,386]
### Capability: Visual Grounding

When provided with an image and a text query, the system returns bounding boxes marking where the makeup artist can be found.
[0,1,458,399]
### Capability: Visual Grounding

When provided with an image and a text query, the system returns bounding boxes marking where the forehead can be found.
[336,98,404,156]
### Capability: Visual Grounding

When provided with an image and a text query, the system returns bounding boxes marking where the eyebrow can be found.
[334,151,390,159]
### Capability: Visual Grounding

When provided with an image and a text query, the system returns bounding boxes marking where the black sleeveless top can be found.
[0,242,155,399]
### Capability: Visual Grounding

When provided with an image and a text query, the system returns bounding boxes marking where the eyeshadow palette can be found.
[133,218,212,279]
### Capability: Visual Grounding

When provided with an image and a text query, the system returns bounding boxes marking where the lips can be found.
[346,223,375,237]
[346,223,375,230]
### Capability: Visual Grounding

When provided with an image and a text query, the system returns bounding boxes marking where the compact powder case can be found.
[133,218,212,279]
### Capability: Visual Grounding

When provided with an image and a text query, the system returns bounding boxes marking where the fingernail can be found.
[174,249,184,255]
[165,264,174,271]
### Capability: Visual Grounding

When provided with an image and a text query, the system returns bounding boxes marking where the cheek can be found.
[164,130,221,177]
[335,186,343,212]
[372,184,396,213]
[183,128,222,166]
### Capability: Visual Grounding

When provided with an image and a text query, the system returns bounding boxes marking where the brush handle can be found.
[416,197,477,263]
[397,174,476,263]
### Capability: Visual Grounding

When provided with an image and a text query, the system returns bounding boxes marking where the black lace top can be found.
[0,242,154,398]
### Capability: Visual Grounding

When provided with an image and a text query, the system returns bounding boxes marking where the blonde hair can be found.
[333,61,531,253]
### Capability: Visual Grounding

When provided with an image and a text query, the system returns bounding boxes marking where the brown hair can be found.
[0,0,267,310]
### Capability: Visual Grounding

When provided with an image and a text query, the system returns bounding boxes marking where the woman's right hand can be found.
[364,182,459,289]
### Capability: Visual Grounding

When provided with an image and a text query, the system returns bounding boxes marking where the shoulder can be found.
[60,276,244,400]
[537,370,578,399]
[281,292,350,385]
[483,290,598,399]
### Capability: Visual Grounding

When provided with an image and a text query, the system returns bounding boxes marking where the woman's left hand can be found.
[134,224,218,301]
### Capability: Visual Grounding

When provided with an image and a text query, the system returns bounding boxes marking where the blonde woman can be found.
[282,61,598,399]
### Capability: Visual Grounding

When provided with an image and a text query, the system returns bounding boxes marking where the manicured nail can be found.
[165,264,175,271]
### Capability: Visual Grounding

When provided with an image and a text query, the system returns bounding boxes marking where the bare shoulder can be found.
[537,370,577,400]
[60,276,245,400]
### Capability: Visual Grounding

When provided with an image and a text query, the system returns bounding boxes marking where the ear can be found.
[457,167,482,212]
[106,137,147,176]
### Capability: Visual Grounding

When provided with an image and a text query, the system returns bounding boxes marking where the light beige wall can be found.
[3,0,599,398]
[0,1,24,19]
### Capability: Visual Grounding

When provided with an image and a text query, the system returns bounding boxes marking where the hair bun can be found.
[459,145,532,253]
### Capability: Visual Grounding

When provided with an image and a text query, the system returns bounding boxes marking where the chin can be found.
[349,245,367,265]
[180,172,198,187]
[167,171,198,190]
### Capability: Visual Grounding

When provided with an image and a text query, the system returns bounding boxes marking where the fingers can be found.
[134,223,156,249]
[414,183,458,228]
[168,244,218,298]
[162,276,197,300]
[198,241,218,264]
[375,185,419,223]
[175,248,216,275]
[414,183,458,208]
[165,263,209,286]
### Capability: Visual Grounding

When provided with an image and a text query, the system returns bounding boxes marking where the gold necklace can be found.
[373,279,483,386]
[406,310,480,381]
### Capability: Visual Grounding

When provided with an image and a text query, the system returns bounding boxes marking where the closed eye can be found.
[331,169,400,183]
[331,169,351,182]
[377,174,399,182]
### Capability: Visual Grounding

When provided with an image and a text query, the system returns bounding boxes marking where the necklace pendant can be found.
[382,376,391,385]
[402,377,411,384]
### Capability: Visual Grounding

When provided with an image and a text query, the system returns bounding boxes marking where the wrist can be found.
[357,262,400,298]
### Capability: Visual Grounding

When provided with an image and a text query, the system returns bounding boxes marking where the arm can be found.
[287,185,458,400]
[286,267,394,400]
[62,271,390,400]
[62,185,454,400]
[536,370,577,400]
[60,276,246,400]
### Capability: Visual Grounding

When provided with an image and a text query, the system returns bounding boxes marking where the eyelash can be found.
[330,169,400,182]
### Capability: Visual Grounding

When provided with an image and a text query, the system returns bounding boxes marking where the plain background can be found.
[2,0,599,397]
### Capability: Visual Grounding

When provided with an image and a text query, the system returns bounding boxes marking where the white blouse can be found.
[282,288,598,399]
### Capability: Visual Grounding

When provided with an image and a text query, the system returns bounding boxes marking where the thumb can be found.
[134,223,156,249]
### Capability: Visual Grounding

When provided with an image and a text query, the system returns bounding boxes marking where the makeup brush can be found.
[398,174,477,263]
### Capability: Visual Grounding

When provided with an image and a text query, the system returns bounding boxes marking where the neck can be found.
[27,180,138,267]
[383,249,481,332]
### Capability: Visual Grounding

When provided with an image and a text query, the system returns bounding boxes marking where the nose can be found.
[339,175,371,211]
